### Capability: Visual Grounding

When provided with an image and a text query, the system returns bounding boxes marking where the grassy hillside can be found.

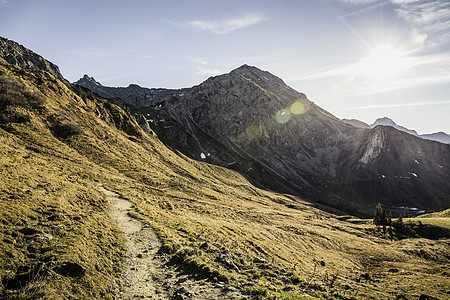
[0,59,449,299]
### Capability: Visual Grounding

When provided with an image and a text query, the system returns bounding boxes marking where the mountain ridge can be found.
[342,117,450,144]
[0,37,66,83]
[75,66,450,217]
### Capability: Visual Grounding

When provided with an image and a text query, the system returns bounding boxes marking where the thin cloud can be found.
[347,100,450,110]
[188,56,208,65]
[291,54,450,84]
[185,13,266,34]
[334,0,379,4]
[0,0,9,6]
[339,2,387,19]
[196,66,222,77]
[391,0,450,49]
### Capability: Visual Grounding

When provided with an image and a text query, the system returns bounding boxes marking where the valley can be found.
[0,37,449,299]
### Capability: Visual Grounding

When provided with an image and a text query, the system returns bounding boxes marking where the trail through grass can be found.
[95,184,246,299]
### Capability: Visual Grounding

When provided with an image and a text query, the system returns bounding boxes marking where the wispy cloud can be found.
[290,52,450,98]
[184,13,266,34]
[339,2,387,19]
[347,100,450,110]
[187,56,208,65]
[0,0,9,6]
[196,66,222,77]
[391,0,450,49]
[334,0,379,4]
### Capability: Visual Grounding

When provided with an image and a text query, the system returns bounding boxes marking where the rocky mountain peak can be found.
[229,64,288,88]
[0,36,65,82]
[372,117,397,127]
[372,117,419,136]
[80,74,102,86]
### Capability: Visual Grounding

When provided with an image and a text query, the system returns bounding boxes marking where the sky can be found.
[1,0,449,134]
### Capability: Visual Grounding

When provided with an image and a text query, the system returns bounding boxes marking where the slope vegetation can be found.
[0,42,449,299]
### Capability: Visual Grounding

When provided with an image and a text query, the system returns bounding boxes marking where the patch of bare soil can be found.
[95,184,247,300]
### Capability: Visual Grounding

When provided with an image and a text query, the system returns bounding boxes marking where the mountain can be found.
[76,65,450,217]
[371,117,419,136]
[75,74,181,107]
[343,116,450,144]
[2,36,450,300]
[422,131,450,144]
[341,118,370,129]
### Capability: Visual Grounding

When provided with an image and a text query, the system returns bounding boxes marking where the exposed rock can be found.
[53,261,86,277]
[215,252,239,271]
[36,233,53,241]
[0,36,66,82]
[253,257,267,263]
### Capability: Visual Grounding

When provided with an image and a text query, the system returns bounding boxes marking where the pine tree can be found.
[387,210,392,226]
[373,203,387,226]
[403,207,410,218]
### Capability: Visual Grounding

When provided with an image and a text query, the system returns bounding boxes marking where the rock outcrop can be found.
[0,36,65,82]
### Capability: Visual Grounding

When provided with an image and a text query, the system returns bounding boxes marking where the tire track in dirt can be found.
[95,184,247,299]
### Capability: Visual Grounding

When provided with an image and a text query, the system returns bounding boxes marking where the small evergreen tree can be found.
[403,206,410,218]
[373,203,388,226]
[393,212,404,232]
[387,210,392,226]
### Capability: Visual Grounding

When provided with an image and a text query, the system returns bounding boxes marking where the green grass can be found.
[0,59,449,299]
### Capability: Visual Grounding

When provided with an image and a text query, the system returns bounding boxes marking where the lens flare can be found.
[246,121,265,139]
[275,100,307,124]
[274,108,291,124]
[290,101,305,115]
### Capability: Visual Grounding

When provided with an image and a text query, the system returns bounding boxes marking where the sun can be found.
[359,45,406,80]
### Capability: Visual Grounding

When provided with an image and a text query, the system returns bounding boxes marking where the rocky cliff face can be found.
[76,65,450,217]
[0,37,65,82]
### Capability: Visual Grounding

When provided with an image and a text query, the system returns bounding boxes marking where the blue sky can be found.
[1,0,449,134]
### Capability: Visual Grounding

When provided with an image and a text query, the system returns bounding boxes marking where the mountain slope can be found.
[77,65,450,217]
[1,38,449,299]
[343,116,450,144]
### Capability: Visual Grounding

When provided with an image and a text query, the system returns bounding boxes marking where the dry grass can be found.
[0,60,449,299]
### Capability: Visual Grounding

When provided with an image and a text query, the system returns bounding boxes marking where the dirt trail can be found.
[95,184,247,300]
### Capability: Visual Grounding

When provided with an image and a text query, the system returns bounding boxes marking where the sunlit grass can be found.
[0,60,448,299]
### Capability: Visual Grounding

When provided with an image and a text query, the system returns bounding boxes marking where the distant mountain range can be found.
[76,66,450,217]
[343,117,450,144]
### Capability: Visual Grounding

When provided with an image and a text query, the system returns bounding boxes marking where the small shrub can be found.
[244,285,269,298]
[51,122,82,139]
[0,106,31,124]
[0,76,45,109]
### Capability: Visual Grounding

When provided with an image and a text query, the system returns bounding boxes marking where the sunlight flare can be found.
[359,45,407,80]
